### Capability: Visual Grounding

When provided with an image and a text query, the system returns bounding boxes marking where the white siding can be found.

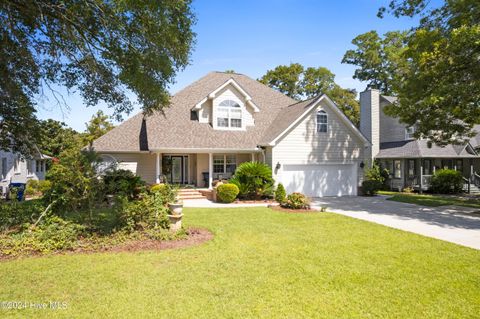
[0,150,47,195]
[104,153,157,184]
[273,100,364,187]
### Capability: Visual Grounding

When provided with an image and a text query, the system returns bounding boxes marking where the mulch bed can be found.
[104,228,213,253]
[233,199,277,204]
[0,228,213,262]
[269,205,318,214]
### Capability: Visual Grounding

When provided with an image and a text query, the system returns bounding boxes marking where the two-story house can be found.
[360,89,480,192]
[92,71,369,197]
[0,149,50,197]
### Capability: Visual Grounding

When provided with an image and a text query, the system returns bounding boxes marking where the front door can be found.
[171,156,183,184]
[162,155,188,184]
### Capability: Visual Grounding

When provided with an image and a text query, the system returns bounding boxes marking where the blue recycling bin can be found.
[9,183,26,201]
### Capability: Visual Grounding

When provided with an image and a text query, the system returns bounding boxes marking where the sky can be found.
[36,0,422,132]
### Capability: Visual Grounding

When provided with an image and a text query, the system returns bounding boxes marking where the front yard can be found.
[1,207,479,318]
[380,191,480,209]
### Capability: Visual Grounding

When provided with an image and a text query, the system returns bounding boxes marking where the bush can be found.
[275,183,286,203]
[430,169,464,194]
[0,200,45,231]
[281,192,310,209]
[0,215,86,256]
[365,163,389,187]
[103,169,145,199]
[362,180,383,196]
[216,183,239,203]
[229,162,274,199]
[25,180,52,196]
[150,183,178,206]
[119,193,170,232]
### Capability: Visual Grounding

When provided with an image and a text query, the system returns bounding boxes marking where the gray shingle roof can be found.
[91,72,298,152]
[377,140,478,158]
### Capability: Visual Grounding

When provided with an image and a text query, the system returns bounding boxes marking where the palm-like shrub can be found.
[229,162,274,199]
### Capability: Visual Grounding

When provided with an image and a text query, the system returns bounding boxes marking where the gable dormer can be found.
[192,78,259,130]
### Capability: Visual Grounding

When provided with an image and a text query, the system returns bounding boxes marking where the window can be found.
[408,159,416,177]
[405,126,415,140]
[226,155,236,173]
[316,110,327,133]
[213,155,224,173]
[27,160,33,175]
[217,100,242,129]
[455,159,463,173]
[212,154,237,176]
[393,160,402,179]
[423,159,432,175]
[13,157,20,174]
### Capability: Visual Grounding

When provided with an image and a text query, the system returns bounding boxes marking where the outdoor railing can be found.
[421,175,432,188]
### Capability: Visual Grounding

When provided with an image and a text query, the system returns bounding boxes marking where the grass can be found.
[1,207,479,318]
[379,191,480,208]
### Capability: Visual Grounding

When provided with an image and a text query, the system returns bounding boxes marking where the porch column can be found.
[471,164,474,176]
[251,153,255,162]
[419,160,423,194]
[155,152,160,184]
[208,153,213,189]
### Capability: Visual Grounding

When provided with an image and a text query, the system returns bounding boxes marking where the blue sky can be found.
[36,0,421,131]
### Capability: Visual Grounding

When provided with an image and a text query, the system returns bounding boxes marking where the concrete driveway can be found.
[311,196,480,250]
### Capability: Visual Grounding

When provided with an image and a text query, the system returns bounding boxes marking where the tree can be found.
[38,119,81,158]
[342,30,408,95]
[83,111,115,147]
[259,64,360,125]
[345,0,480,145]
[0,0,196,155]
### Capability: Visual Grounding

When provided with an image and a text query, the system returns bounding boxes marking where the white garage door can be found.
[280,164,357,197]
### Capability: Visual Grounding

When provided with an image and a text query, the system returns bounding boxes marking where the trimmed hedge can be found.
[275,183,286,203]
[362,180,383,196]
[431,169,464,194]
[216,184,240,203]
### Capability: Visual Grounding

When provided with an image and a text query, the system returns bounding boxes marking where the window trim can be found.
[215,99,243,130]
[316,110,328,133]
[212,154,237,177]
[393,160,402,179]
[405,126,415,140]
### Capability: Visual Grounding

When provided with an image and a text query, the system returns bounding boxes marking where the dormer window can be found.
[405,126,415,140]
[217,100,242,128]
[316,110,327,133]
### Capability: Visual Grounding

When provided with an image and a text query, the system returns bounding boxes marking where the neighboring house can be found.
[92,71,369,197]
[360,89,480,191]
[0,149,50,197]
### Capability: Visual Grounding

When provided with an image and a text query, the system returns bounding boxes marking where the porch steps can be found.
[177,189,207,200]
[468,184,480,195]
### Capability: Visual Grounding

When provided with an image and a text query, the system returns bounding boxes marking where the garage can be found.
[280,164,357,197]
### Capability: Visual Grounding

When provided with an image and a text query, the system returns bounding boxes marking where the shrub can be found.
[430,169,464,194]
[0,200,45,231]
[150,183,178,206]
[281,192,310,209]
[362,180,383,196]
[119,193,170,232]
[275,183,286,203]
[25,180,52,196]
[103,169,145,199]
[365,163,389,187]
[216,183,239,203]
[229,162,274,199]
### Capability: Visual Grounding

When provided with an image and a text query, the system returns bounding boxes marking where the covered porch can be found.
[379,158,480,193]
[153,151,261,189]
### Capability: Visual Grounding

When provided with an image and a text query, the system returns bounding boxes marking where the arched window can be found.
[316,110,327,133]
[217,100,242,128]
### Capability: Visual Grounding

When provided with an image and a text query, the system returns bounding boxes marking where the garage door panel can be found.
[281,164,356,197]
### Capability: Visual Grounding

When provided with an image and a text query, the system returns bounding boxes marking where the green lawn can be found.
[1,207,479,318]
[379,191,480,208]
